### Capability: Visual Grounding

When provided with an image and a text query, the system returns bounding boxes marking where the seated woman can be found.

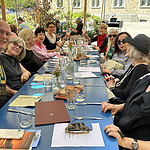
[102,72,150,148]
[19,29,43,74]
[43,21,69,52]
[0,37,31,96]
[102,32,132,77]
[104,28,119,62]
[32,27,56,62]
[83,23,108,54]
[104,34,150,102]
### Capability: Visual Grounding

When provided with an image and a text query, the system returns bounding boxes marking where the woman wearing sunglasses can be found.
[104,28,119,62]
[104,34,150,102]
[102,32,132,77]
[0,37,31,97]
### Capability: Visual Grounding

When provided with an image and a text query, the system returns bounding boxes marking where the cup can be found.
[66,87,76,110]
[18,111,32,128]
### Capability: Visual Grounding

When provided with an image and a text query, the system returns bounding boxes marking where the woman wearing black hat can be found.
[101,34,150,149]
[104,34,150,102]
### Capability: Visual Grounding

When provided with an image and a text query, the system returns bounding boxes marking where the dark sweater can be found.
[0,54,23,90]
[114,73,150,141]
[21,49,43,73]
[112,64,149,101]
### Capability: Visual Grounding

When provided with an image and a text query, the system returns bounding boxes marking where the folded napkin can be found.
[9,95,42,107]
[33,74,53,81]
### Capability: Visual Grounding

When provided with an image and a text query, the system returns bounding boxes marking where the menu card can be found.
[35,100,70,126]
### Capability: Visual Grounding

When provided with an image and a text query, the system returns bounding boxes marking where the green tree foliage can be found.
[4,0,36,10]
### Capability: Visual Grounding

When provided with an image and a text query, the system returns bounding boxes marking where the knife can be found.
[30,83,44,86]
[75,102,102,105]
[8,109,35,116]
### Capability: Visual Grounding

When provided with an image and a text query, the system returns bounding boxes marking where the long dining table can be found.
[0,48,119,150]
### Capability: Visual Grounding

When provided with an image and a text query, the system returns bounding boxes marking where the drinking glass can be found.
[73,73,81,85]
[66,87,76,110]
[44,76,52,88]
[76,87,86,102]
[18,111,32,128]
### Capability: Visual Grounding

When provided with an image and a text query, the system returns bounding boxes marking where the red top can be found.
[97,34,107,53]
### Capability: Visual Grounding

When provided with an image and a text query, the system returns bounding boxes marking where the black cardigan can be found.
[111,64,149,101]
[114,73,150,141]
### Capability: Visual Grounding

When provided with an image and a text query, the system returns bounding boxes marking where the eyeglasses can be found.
[116,39,126,45]
[48,26,55,28]
[13,42,24,51]
[108,34,117,38]
[0,29,11,36]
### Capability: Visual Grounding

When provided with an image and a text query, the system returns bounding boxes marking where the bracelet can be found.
[117,130,125,138]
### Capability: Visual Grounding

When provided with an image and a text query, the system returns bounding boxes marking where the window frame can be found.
[113,0,125,8]
[139,0,150,8]
[72,0,81,9]
[56,0,64,8]
[91,0,101,9]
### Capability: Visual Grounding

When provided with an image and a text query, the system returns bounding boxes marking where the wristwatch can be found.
[109,86,115,91]
[131,139,139,150]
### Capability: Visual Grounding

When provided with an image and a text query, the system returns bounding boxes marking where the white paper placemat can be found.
[51,123,105,147]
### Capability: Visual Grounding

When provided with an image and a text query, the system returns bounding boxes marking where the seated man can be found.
[0,21,16,108]
[70,18,83,35]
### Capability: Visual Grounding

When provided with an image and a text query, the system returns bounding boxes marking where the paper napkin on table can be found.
[74,72,98,78]
[9,95,42,107]
[33,74,53,81]
[78,67,101,72]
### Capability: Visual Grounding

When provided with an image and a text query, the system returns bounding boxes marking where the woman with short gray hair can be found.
[104,34,150,102]
[0,36,31,97]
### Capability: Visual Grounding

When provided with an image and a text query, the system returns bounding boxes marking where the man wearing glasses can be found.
[0,20,15,108]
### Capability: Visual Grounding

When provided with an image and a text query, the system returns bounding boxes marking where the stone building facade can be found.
[48,0,150,22]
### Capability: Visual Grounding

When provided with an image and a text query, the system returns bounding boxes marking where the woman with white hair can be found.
[104,28,119,62]
[104,34,150,102]
[0,37,31,96]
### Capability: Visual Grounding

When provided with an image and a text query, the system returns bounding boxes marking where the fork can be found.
[72,115,102,120]
[85,83,104,87]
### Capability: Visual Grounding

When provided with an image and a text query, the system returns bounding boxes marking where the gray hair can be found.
[129,45,149,62]
[4,37,26,61]
[76,18,81,22]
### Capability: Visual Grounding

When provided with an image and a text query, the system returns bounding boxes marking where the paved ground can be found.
[108,22,150,37]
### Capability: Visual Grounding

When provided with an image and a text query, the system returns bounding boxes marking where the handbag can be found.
[106,60,123,70]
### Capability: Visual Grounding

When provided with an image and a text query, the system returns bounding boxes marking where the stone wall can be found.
[47,0,150,22]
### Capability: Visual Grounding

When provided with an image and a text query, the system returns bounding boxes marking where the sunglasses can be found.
[116,39,126,45]
[0,29,11,36]
[108,34,117,38]
[48,26,55,28]
[13,42,24,51]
